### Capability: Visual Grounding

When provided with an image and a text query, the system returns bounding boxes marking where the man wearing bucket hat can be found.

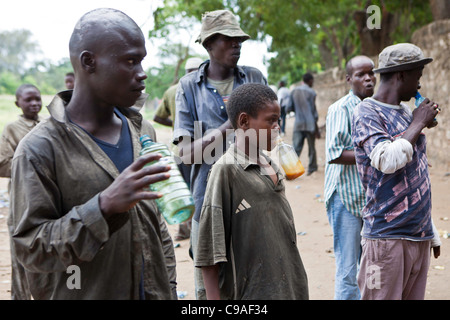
[352,43,441,300]
[173,9,267,300]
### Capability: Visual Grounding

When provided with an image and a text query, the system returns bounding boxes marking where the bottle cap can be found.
[140,135,153,143]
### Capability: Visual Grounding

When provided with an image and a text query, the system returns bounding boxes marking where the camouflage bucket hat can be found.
[196,10,250,45]
[373,43,433,73]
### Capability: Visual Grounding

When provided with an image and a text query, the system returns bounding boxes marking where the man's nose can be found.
[231,38,242,48]
[136,67,147,81]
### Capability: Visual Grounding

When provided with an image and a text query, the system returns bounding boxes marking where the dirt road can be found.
[0,116,448,300]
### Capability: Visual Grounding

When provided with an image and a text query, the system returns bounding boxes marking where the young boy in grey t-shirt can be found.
[195,83,309,300]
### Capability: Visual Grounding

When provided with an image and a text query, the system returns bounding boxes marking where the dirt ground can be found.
[0,116,448,300]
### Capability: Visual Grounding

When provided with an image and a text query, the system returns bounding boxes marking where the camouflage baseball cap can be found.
[196,10,250,46]
[373,43,433,73]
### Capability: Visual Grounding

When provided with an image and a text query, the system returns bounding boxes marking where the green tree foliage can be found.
[145,51,207,100]
[145,63,178,100]
[0,29,74,95]
[24,58,74,94]
[0,72,21,95]
[151,0,434,84]
[0,29,39,74]
[0,2,435,97]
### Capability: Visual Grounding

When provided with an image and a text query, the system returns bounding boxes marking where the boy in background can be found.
[64,72,75,90]
[0,83,44,299]
[195,83,308,300]
[0,84,44,188]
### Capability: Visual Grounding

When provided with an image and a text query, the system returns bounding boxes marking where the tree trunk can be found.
[322,26,345,68]
[353,8,398,57]
[429,0,450,20]
[318,38,335,70]
[172,42,191,85]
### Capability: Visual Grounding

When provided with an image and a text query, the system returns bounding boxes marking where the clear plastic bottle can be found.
[139,135,194,224]
[414,92,426,108]
[276,138,305,180]
[415,91,437,124]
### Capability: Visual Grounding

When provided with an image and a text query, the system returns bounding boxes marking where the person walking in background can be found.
[0,83,44,300]
[324,55,376,300]
[289,73,319,175]
[173,9,267,300]
[277,80,290,136]
[352,43,441,300]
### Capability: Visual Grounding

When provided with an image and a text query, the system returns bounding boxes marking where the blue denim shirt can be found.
[173,60,267,221]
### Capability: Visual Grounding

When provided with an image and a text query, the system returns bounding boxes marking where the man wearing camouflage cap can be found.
[352,43,441,300]
[173,9,267,300]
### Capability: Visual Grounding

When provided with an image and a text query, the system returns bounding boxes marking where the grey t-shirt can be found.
[290,84,318,132]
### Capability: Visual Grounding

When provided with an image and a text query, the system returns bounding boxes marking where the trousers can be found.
[358,238,431,300]
[326,191,362,299]
[292,130,317,174]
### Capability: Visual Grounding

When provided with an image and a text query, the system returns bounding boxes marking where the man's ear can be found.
[345,74,351,85]
[80,50,96,73]
[238,112,250,130]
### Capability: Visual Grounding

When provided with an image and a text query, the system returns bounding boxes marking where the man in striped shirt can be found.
[324,56,376,299]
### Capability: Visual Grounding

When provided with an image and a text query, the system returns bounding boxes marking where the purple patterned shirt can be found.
[352,98,433,240]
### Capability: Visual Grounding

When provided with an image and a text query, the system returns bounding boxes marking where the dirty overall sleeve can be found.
[158,208,178,298]
[10,150,110,273]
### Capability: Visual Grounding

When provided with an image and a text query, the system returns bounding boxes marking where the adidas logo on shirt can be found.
[235,199,251,214]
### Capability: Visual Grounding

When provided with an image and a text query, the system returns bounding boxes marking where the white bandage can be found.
[369,138,413,174]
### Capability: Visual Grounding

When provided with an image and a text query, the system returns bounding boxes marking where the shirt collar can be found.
[231,144,282,172]
[229,144,285,188]
[348,89,361,102]
[18,114,42,127]
[232,143,258,170]
[47,90,148,124]
[364,97,407,110]
[195,60,246,84]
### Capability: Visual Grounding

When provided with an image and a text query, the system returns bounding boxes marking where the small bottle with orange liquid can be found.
[275,138,305,180]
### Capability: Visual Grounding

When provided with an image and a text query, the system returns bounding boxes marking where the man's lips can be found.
[133,85,145,92]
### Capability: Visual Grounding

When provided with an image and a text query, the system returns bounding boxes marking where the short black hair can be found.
[379,72,395,82]
[15,84,39,100]
[69,8,142,64]
[345,59,355,76]
[303,72,313,83]
[227,83,278,129]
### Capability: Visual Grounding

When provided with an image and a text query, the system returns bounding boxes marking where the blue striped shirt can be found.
[324,90,365,217]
